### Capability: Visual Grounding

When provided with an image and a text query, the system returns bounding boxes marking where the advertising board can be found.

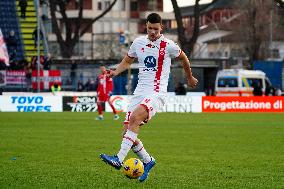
[202,96,284,112]
[0,95,62,112]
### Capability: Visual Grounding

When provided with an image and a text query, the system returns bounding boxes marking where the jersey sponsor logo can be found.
[146,43,159,50]
[146,44,155,48]
[143,56,157,71]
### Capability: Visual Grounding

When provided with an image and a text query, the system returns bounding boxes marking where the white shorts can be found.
[124,95,166,125]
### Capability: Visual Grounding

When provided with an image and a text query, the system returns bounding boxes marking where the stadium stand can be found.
[16,0,44,62]
[0,0,24,61]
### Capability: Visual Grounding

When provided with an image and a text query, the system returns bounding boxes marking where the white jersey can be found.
[128,34,181,95]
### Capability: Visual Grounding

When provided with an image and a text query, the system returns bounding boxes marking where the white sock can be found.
[117,130,137,163]
[132,139,151,163]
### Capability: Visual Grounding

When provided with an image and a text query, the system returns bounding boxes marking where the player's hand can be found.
[106,69,117,78]
[187,76,198,88]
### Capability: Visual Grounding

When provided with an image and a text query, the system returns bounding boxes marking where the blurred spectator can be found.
[265,85,274,96]
[85,78,96,91]
[275,86,282,96]
[31,56,44,70]
[40,0,48,21]
[43,53,52,70]
[32,28,43,48]
[6,30,17,59]
[175,82,186,95]
[0,59,6,70]
[19,0,28,19]
[9,60,20,70]
[18,59,28,70]
[252,81,263,96]
[77,80,84,91]
[79,72,83,82]
[0,71,4,92]
[31,56,37,70]
[65,78,72,85]
[205,85,213,96]
[51,81,61,95]
[84,78,91,91]
[25,61,32,91]
[70,60,77,85]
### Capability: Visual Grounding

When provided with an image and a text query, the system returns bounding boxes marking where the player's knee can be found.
[133,138,140,146]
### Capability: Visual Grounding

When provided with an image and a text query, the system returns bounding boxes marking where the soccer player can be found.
[100,13,198,181]
[95,65,119,120]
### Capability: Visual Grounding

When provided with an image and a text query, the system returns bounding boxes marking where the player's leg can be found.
[124,96,159,182]
[100,106,147,169]
[122,110,152,164]
[96,96,105,120]
[132,139,152,164]
[134,96,165,182]
[107,98,119,120]
[116,105,147,161]
[100,96,144,169]
[121,122,155,182]
[95,101,104,120]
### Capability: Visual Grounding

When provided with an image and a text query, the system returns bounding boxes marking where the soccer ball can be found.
[123,158,144,179]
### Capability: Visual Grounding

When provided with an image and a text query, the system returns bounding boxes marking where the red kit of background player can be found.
[95,65,119,120]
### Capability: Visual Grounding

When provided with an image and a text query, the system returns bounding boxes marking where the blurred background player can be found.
[95,65,119,120]
[100,13,198,182]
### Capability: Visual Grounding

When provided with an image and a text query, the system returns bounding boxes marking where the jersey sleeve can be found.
[108,78,113,92]
[127,39,138,58]
[168,40,182,59]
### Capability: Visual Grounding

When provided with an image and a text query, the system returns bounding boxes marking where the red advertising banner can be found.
[202,96,284,112]
[32,70,61,90]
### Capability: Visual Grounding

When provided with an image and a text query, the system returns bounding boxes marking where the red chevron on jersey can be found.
[154,41,167,92]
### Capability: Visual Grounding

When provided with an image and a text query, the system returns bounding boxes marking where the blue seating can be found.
[0,0,25,61]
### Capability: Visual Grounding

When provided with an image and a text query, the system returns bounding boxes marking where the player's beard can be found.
[149,34,161,41]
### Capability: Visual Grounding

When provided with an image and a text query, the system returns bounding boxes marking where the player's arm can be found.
[178,51,198,88]
[107,55,134,77]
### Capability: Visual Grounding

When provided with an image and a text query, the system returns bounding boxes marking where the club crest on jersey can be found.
[143,56,157,71]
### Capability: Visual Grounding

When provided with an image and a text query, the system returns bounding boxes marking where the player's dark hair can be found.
[146,13,162,24]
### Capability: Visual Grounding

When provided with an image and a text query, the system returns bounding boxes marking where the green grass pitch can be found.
[0,112,283,188]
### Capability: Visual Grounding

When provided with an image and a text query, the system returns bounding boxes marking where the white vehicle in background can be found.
[215,69,272,96]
